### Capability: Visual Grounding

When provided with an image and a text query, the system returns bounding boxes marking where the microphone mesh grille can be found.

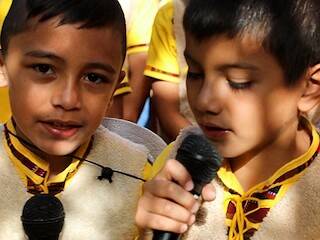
[21,194,64,223]
[176,134,222,184]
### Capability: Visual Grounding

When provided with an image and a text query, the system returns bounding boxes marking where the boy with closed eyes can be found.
[136,0,320,239]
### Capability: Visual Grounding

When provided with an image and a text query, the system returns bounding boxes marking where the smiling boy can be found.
[136,0,320,239]
[0,0,149,239]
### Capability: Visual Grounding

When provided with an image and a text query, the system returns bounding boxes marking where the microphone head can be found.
[21,194,65,240]
[176,134,222,194]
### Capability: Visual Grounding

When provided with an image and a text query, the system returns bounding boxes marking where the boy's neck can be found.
[229,120,311,192]
[25,144,73,178]
[37,151,73,178]
[14,125,73,179]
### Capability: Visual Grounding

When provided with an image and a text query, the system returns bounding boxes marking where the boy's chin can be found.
[214,146,240,159]
[38,143,80,157]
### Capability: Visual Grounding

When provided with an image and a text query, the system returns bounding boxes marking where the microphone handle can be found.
[153,231,181,240]
[28,236,59,240]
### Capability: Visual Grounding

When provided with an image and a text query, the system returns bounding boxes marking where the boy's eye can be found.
[187,71,204,80]
[33,64,54,75]
[227,79,253,90]
[84,73,107,84]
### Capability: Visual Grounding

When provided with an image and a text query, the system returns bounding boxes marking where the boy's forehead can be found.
[7,18,124,66]
[184,32,289,82]
[14,17,117,42]
[24,16,79,33]
[18,16,124,58]
[186,33,266,58]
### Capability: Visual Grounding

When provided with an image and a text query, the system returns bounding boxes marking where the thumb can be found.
[201,183,216,201]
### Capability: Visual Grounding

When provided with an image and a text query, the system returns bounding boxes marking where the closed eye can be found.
[228,80,253,90]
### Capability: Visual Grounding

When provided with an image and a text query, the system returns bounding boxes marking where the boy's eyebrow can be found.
[85,62,116,74]
[185,51,259,72]
[218,63,259,71]
[184,50,259,71]
[25,50,65,63]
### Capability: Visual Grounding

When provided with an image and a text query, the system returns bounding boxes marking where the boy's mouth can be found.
[200,123,230,139]
[45,120,81,128]
[40,120,82,138]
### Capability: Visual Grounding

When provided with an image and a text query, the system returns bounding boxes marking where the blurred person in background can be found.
[107,0,159,125]
[144,0,194,142]
[0,0,12,124]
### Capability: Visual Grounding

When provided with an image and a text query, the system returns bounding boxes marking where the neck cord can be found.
[4,126,146,183]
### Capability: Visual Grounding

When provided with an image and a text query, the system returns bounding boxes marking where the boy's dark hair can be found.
[183,0,320,85]
[1,0,127,61]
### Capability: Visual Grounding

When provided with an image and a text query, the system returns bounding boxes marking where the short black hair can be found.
[1,0,127,60]
[183,0,320,85]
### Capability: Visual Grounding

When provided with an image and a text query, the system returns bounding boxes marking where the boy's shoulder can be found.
[89,124,150,175]
[149,125,202,178]
[92,124,150,159]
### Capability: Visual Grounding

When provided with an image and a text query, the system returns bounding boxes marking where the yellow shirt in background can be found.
[144,0,180,84]
[0,87,10,123]
[0,0,12,124]
[115,0,159,96]
[0,0,11,31]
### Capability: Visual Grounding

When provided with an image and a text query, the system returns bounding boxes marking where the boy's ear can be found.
[112,70,125,96]
[105,70,126,113]
[106,96,114,114]
[118,70,126,87]
[298,64,320,113]
[0,54,8,87]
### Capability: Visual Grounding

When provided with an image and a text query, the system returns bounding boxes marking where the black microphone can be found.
[153,134,223,240]
[21,194,65,240]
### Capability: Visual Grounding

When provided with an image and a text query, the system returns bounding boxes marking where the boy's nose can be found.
[51,79,81,111]
[196,80,223,115]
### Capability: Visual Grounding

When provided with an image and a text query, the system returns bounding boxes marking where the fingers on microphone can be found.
[201,183,216,201]
[135,192,193,233]
[143,194,195,224]
[157,159,194,191]
[136,210,191,234]
[143,179,198,211]
[135,159,200,233]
